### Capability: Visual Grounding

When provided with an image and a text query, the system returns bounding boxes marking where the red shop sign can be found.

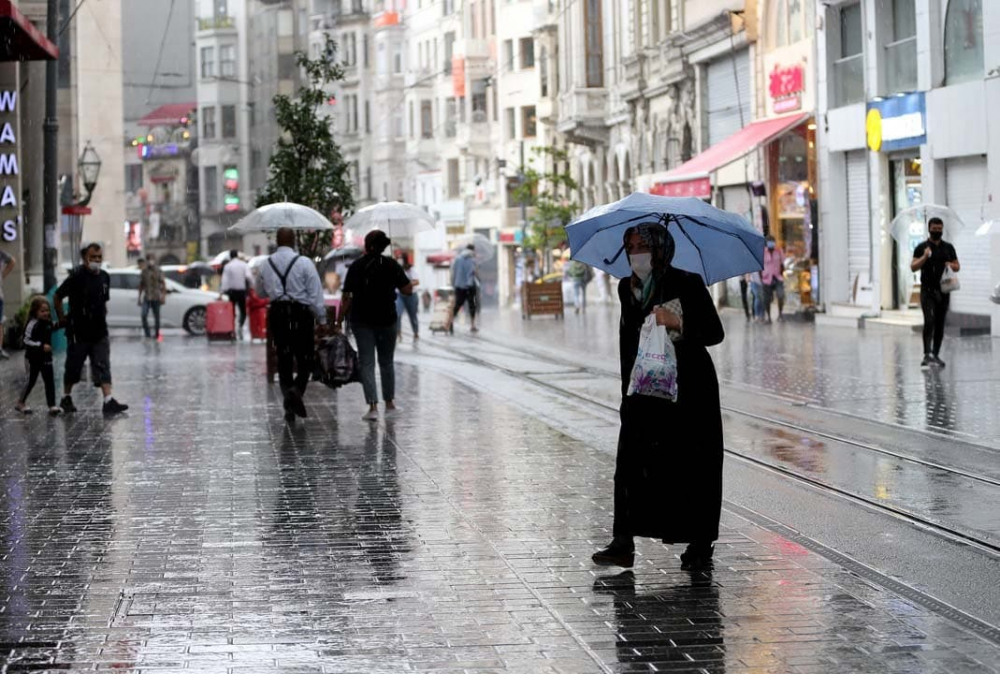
[769,63,805,113]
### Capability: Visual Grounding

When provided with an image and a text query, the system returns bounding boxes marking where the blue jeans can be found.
[573,281,587,310]
[141,300,161,337]
[396,293,419,336]
[750,283,764,319]
[353,324,397,405]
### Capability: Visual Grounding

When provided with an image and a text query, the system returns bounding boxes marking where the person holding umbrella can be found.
[566,193,764,571]
[911,217,960,368]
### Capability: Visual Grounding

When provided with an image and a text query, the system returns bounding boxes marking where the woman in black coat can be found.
[592,223,725,570]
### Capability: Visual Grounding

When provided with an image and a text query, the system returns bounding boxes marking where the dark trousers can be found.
[921,289,950,356]
[228,290,248,329]
[739,279,750,319]
[453,286,477,319]
[354,324,397,404]
[21,354,55,407]
[268,302,315,396]
[141,300,161,338]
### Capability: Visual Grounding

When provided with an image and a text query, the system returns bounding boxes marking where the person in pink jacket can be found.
[761,237,785,323]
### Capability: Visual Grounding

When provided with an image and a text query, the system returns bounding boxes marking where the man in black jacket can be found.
[53,243,129,415]
[911,217,960,368]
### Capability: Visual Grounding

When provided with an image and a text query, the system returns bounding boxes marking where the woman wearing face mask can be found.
[592,224,725,571]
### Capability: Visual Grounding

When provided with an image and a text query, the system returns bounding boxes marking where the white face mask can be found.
[630,253,653,281]
[87,261,102,272]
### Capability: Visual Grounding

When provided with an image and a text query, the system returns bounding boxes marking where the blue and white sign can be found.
[866,92,926,153]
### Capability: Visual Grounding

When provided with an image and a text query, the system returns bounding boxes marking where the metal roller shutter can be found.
[945,156,990,315]
[845,150,870,295]
[706,50,751,146]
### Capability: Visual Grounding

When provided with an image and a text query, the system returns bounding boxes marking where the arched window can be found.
[944,0,983,85]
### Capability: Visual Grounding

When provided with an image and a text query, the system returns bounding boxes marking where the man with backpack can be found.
[567,258,594,314]
[255,227,328,423]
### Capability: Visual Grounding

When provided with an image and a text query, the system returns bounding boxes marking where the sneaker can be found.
[0,349,9,359]
[102,398,129,415]
[932,355,946,368]
[920,355,933,368]
[60,396,77,414]
[384,406,400,418]
[591,541,635,568]
[48,407,62,416]
[15,403,32,415]
[361,408,379,422]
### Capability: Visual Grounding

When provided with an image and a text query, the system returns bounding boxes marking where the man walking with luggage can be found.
[912,217,960,368]
[255,227,327,423]
[138,254,167,341]
[220,250,253,339]
[53,242,129,415]
[451,244,479,333]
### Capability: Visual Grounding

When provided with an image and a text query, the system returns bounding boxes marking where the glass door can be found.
[890,156,923,308]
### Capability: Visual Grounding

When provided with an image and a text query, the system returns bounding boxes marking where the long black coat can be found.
[614,269,725,543]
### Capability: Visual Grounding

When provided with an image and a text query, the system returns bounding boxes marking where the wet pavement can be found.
[1,337,999,672]
[471,304,1000,448]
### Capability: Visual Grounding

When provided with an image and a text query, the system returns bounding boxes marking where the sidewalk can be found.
[0,339,997,671]
[469,302,1000,448]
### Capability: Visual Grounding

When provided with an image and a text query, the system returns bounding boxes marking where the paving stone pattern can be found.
[0,340,998,672]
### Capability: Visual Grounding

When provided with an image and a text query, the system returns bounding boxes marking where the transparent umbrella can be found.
[975,220,1000,237]
[889,204,965,245]
[454,233,495,262]
[346,201,435,239]
[229,202,334,233]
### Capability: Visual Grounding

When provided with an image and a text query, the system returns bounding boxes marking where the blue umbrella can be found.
[565,192,765,284]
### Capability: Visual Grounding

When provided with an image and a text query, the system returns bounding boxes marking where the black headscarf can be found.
[625,223,676,311]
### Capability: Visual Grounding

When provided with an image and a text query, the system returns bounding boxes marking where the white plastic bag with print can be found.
[627,313,679,402]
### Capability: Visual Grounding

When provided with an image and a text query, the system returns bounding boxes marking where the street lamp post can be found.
[76,142,102,207]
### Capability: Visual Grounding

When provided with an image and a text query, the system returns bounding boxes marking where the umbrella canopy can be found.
[346,201,435,239]
[975,219,1000,237]
[323,245,364,263]
[229,202,334,233]
[248,255,270,270]
[565,192,764,284]
[210,251,240,268]
[889,204,965,244]
[453,233,496,262]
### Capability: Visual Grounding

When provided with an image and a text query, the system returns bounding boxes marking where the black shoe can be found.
[920,355,933,368]
[60,396,77,414]
[102,399,129,415]
[284,409,297,424]
[592,542,635,568]
[932,355,946,368]
[285,390,307,418]
[680,543,715,571]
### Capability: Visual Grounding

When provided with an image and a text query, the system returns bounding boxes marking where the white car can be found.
[105,268,219,335]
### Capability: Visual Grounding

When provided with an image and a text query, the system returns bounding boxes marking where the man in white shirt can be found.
[220,250,253,339]
[255,228,327,423]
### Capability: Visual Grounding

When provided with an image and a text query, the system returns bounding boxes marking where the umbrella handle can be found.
[603,244,626,266]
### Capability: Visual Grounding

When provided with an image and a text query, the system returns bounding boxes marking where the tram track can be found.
[411,332,1000,557]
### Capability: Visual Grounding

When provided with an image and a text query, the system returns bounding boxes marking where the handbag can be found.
[627,314,679,402]
[314,333,361,389]
[941,267,960,294]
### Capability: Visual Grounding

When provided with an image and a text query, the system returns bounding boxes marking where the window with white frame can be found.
[944,0,983,85]
[832,2,864,107]
[200,46,215,78]
[220,45,236,77]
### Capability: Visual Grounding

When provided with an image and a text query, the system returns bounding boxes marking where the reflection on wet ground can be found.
[0,340,998,672]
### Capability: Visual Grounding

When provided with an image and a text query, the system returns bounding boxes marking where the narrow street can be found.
[1,309,998,672]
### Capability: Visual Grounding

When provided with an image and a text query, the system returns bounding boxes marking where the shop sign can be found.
[866,93,926,153]
[769,64,805,114]
[0,91,19,243]
[651,177,711,199]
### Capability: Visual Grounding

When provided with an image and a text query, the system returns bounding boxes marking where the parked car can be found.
[160,264,220,292]
[105,268,218,335]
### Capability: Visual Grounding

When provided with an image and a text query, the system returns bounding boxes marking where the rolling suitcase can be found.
[429,298,454,335]
[206,301,236,341]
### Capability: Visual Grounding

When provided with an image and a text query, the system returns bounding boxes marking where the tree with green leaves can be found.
[257,35,355,257]
[511,145,578,274]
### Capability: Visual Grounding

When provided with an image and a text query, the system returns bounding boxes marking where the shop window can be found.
[944,0,983,85]
[885,0,917,94]
[832,3,864,107]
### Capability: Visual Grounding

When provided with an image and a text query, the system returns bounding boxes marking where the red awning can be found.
[0,0,59,61]
[651,114,809,198]
[427,250,456,265]
[138,103,197,127]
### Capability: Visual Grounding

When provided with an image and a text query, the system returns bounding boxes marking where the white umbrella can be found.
[229,202,334,233]
[975,220,1000,237]
[454,233,496,262]
[889,204,965,245]
[346,201,435,239]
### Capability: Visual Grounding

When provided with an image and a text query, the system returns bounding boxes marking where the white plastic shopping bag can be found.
[627,314,679,401]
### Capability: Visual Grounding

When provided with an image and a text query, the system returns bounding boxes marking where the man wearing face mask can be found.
[911,217,960,368]
[53,242,129,415]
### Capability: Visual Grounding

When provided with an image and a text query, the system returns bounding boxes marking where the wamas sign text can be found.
[0,90,20,243]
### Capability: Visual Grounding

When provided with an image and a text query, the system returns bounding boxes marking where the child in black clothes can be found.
[16,296,61,416]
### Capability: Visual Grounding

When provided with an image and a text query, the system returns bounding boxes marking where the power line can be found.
[57,0,87,38]
[146,0,178,105]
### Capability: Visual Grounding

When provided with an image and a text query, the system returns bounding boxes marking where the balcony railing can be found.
[197,15,235,31]
[885,36,917,94]
[832,53,864,107]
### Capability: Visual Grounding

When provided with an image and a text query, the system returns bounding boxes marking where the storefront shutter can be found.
[706,51,751,147]
[845,150,870,295]
[945,156,990,316]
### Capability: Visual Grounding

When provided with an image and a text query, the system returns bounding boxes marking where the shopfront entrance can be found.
[766,119,818,310]
[890,155,923,308]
